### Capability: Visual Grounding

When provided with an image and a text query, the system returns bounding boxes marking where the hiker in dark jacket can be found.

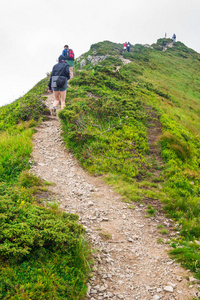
[172,33,176,42]
[127,42,131,52]
[48,55,70,115]
[162,41,166,49]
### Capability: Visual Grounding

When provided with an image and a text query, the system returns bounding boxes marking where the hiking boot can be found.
[50,107,56,116]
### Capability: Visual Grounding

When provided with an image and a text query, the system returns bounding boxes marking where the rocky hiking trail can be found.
[30,93,200,300]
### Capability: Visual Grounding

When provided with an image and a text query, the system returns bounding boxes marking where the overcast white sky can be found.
[0,0,200,107]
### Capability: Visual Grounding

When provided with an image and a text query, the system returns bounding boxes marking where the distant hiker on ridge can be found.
[62,45,75,79]
[162,40,166,48]
[172,33,176,43]
[48,55,70,115]
[123,42,127,52]
[127,42,131,52]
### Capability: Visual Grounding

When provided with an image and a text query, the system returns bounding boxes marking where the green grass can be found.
[59,39,200,280]
[0,130,33,182]
[157,238,164,244]
[158,229,168,235]
[0,79,92,299]
[169,240,200,280]
[157,224,164,228]
[0,78,49,132]
[0,186,91,299]
[128,205,136,210]
[0,244,90,300]
[2,39,200,295]
[146,205,155,216]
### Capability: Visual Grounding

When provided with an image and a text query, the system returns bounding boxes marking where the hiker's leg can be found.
[53,91,60,107]
[60,90,67,110]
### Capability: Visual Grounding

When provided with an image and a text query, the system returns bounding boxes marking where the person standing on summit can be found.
[172,34,176,43]
[62,45,75,79]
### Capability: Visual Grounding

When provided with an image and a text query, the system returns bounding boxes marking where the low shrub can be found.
[0,179,91,299]
[160,132,192,161]
[0,77,49,132]
[0,76,92,299]
[0,130,33,182]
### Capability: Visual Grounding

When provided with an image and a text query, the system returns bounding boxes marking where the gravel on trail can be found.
[30,94,200,300]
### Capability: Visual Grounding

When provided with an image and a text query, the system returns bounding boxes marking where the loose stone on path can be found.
[30,94,199,300]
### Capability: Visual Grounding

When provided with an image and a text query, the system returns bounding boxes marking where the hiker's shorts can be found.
[52,87,66,91]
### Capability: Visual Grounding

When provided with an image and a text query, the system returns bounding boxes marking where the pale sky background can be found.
[0,0,200,107]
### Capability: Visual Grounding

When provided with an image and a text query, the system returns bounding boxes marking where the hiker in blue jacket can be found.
[62,45,68,57]
[62,45,75,79]
[48,55,70,115]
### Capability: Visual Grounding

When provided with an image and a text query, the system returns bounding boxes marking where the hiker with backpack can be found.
[62,45,75,79]
[127,42,131,52]
[162,40,166,49]
[123,42,127,52]
[48,55,70,115]
[172,33,176,43]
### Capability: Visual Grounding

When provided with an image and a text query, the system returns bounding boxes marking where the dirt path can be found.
[30,94,199,300]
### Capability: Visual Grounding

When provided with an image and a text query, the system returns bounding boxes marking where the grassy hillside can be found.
[59,40,200,280]
[1,39,200,298]
[0,80,91,299]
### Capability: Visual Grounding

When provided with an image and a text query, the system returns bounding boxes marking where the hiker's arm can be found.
[48,70,53,91]
[65,65,70,80]
[48,74,52,89]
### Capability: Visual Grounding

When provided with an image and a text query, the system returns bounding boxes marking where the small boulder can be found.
[163,286,173,292]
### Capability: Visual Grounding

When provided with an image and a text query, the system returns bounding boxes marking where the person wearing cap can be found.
[48,55,70,115]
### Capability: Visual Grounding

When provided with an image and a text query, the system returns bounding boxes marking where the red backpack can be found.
[66,49,74,60]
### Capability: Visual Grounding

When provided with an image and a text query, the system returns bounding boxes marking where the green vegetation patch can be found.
[0,184,90,300]
[59,66,150,180]
[0,78,92,299]
[170,240,200,280]
[0,130,33,182]
[0,77,49,132]
[61,40,200,279]
[90,40,123,56]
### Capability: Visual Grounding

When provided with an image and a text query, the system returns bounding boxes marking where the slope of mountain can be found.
[59,39,200,279]
[0,38,200,299]
[0,79,91,299]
